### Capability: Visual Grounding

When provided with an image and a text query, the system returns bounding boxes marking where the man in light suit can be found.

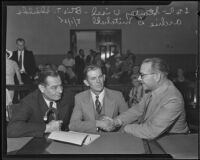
[109,58,189,139]
[69,64,128,133]
[7,68,75,137]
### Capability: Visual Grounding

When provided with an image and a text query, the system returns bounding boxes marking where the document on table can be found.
[48,131,100,146]
[157,134,198,159]
[7,137,33,153]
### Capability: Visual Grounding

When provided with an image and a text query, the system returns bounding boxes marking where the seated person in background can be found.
[105,58,189,139]
[7,68,74,137]
[69,64,128,133]
[173,68,191,83]
[128,75,144,107]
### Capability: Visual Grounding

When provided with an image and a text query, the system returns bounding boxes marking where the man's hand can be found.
[45,120,63,133]
[96,118,115,132]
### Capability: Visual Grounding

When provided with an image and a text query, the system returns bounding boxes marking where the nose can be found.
[57,86,63,93]
[96,78,101,83]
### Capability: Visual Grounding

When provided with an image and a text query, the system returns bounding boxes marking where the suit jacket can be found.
[7,89,75,137]
[117,80,189,139]
[69,88,128,133]
[10,50,37,78]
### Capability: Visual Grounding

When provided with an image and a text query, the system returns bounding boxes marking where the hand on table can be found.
[45,120,63,133]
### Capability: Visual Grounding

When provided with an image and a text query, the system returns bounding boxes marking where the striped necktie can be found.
[95,95,101,114]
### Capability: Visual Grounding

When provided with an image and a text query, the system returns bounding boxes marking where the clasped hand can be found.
[45,120,63,133]
[96,116,119,132]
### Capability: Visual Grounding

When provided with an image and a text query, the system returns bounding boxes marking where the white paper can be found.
[48,131,100,146]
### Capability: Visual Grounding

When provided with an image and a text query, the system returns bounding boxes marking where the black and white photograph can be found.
[2,1,199,159]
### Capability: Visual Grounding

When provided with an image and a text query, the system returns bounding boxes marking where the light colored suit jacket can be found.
[69,88,128,133]
[117,80,189,139]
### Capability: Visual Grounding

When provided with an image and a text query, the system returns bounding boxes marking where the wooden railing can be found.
[6,84,132,103]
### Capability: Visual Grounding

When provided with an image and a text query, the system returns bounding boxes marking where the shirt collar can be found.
[90,89,105,105]
[42,96,57,109]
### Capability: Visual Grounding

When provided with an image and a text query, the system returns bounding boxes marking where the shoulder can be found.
[105,88,123,97]
[75,90,90,99]
[21,89,40,104]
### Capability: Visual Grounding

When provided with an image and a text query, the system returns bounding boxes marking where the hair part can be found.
[83,64,102,79]
[142,58,169,77]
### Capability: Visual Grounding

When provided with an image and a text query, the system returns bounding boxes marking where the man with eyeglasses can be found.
[105,58,189,139]
[7,68,75,137]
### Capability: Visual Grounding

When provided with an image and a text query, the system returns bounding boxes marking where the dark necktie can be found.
[44,101,57,123]
[138,94,152,124]
[18,52,23,70]
[95,95,101,114]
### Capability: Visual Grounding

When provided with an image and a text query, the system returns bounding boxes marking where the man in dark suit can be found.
[10,38,37,103]
[69,64,128,133]
[10,38,37,84]
[75,49,85,84]
[7,68,75,137]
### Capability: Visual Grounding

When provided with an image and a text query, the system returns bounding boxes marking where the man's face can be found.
[138,62,157,91]
[84,68,105,95]
[17,41,25,51]
[40,76,63,101]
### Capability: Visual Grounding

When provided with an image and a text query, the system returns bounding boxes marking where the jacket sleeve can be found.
[7,101,46,138]
[117,92,129,114]
[117,94,148,125]
[68,96,97,133]
[123,97,185,139]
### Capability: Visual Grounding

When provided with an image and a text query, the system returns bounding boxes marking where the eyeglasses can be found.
[139,73,155,79]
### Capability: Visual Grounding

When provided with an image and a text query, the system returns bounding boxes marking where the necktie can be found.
[44,102,57,123]
[138,94,152,124]
[18,52,22,70]
[95,95,101,114]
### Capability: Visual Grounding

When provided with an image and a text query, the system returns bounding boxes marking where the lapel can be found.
[37,90,49,118]
[104,88,115,117]
[144,86,168,121]
[84,90,96,120]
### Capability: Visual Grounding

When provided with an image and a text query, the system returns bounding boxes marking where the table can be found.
[7,132,172,158]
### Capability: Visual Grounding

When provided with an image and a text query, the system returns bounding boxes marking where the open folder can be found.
[48,131,100,146]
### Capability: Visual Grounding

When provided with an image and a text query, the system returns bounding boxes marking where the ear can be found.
[38,84,45,93]
[83,79,89,86]
[155,73,161,82]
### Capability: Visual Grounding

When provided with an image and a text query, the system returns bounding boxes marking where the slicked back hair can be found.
[38,68,60,85]
[142,58,169,77]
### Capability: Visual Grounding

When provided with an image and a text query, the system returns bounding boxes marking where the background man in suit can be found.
[69,64,128,133]
[109,58,189,139]
[10,38,37,103]
[10,38,37,84]
[75,49,85,84]
[7,68,75,137]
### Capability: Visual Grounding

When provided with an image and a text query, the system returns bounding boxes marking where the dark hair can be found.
[16,38,25,44]
[142,58,169,77]
[83,64,102,79]
[38,68,60,85]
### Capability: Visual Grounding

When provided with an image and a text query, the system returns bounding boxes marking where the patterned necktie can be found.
[18,52,22,70]
[95,95,101,114]
[45,101,57,123]
[138,94,152,124]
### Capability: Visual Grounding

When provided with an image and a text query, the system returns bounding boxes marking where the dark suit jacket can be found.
[10,50,37,78]
[7,89,75,137]
[69,88,128,133]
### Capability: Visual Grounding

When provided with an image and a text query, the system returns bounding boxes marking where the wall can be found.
[6,2,198,56]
